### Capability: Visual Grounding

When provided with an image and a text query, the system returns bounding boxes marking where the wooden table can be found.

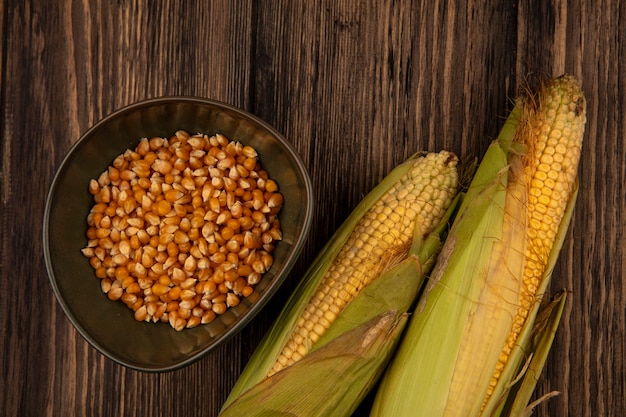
[2,1,624,416]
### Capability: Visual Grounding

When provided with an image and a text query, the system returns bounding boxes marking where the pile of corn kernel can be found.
[81,130,284,331]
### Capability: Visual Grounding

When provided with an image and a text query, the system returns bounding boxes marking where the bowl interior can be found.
[43,98,313,371]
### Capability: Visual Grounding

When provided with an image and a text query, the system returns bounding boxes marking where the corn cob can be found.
[370,74,585,417]
[269,152,459,376]
[219,150,460,415]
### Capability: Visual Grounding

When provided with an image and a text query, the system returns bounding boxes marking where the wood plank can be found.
[1,1,253,416]
[0,0,624,416]
[251,0,515,248]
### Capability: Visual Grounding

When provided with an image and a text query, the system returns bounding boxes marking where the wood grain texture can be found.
[1,1,624,416]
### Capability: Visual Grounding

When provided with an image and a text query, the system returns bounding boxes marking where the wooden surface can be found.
[1,1,624,416]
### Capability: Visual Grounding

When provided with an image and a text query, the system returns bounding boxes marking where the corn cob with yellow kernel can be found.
[219,150,461,416]
[370,74,586,417]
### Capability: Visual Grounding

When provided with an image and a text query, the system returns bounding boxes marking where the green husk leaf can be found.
[219,312,407,417]
[498,290,567,417]
[313,256,423,350]
[219,257,422,417]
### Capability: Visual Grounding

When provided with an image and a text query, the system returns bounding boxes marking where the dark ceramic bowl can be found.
[43,97,314,372]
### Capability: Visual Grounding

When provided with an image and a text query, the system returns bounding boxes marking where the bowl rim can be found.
[43,96,314,371]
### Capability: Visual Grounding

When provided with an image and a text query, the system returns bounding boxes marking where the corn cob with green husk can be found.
[370,74,586,417]
[219,150,461,416]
